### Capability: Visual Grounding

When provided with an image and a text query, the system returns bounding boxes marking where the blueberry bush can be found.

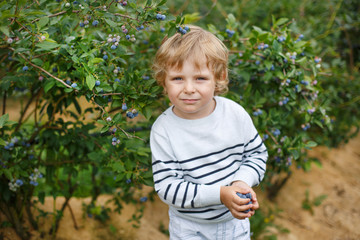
[0,0,175,238]
[1,0,359,239]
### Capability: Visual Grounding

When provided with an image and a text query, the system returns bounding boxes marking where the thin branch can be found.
[67,204,78,230]
[265,129,279,145]
[18,10,81,32]
[114,13,138,20]
[2,91,6,115]
[175,0,191,15]
[101,92,123,96]
[90,97,106,117]
[118,126,145,141]
[16,51,72,88]
[14,90,39,132]
[201,0,217,18]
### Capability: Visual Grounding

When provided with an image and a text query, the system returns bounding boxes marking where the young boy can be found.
[150,25,268,239]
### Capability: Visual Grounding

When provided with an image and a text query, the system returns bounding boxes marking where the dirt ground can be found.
[1,133,360,240]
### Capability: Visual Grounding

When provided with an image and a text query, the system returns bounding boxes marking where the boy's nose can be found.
[184,81,195,93]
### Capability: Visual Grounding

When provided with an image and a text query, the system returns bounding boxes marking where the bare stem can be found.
[16,51,72,88]
[114,13,138,20]
[18,10,81,32]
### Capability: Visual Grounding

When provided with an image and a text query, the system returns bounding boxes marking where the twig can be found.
[18,10,81,32]
[119,126,145,141]
[265,129,279,145]
[67,204,78,230]
[101,92,123,96]
[90,97,106,117]
[14,90,39,132]
[16,51,72,88]
[2,91,6,115]
[175,0,191,15]
[201,0,217,18]
[114,13,138,20]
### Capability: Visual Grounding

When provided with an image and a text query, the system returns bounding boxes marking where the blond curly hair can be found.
[152,25,229,95]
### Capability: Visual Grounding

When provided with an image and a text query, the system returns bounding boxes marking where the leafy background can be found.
[0,0,359,239]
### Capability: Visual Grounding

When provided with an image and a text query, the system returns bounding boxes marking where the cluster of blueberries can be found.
[178,26,189,35]
[126,109,139,119]
[301,123,311,131]
[307,108,316,114]
[8,169,43,191]
[277,35,286,42]
[272,129,281,136]
[253,109,263,117]
[300,80,309,86]
[278,97,290,106]
[225,29,235,38]
[257,43,269,50]
[4,142,15,150]
[79,16,92,27]
[117,0,127,6]
[294,34,304,43]
[156,13,166,20]
[236,193,253,213]
[111,137,121,146]
[314,56,322,63]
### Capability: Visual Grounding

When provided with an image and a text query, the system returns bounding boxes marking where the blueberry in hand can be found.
[236,192,252,213]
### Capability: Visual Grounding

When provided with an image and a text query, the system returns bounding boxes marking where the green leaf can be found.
[104,18,118,28]
[31,58,44,66]
[88,58,104,65]
[313,195,327,206]
[37,16,49,29]
[0,138,6,146]
[73,99,82,115]
[44,80,55,93]
[306,141,318,148]
[252,26,264,34]
[142,106,152,120]
[184,12,201,24]
[0,26,10,37]
[113,112,122,123]
[157,0,167,6]
[88,152,102,161]
[289,149,300,159]
[100,125,110,134]
[86,75,95,90]
[97,120,106,125]
[36,41,59,51]
[112,162,125,172]
[0,114,9,128]
[4,121,17,127]
[276,18,289,26]
[272,39,281,52]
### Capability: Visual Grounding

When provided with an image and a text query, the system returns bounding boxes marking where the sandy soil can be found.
[267,133,360,240]
[1,133,359,240]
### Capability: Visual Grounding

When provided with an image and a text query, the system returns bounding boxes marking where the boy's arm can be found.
[232,111,268,187]
[151,130,221,209]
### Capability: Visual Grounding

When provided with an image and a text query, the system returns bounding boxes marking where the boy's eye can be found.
[197,77,207,80]
[173,77,182,81]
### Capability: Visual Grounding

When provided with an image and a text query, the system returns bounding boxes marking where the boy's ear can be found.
[221,70,227,81]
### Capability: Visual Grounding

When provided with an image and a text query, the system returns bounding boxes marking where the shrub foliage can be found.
[0,0,359,239]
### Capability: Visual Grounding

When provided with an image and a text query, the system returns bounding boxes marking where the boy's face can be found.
[164,57,216,119]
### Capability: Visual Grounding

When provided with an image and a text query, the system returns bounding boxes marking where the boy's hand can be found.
[220,185,255,219]
[231,180,260,211]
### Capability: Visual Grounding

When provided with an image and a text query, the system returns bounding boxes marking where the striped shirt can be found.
[150,96,268,223]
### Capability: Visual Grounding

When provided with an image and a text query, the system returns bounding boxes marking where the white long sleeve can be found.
[150,96,268,223]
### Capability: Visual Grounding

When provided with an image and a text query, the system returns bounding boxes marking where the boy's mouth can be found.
[181,99,198,104]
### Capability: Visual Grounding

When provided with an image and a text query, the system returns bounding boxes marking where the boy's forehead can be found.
[167,56,210,72]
